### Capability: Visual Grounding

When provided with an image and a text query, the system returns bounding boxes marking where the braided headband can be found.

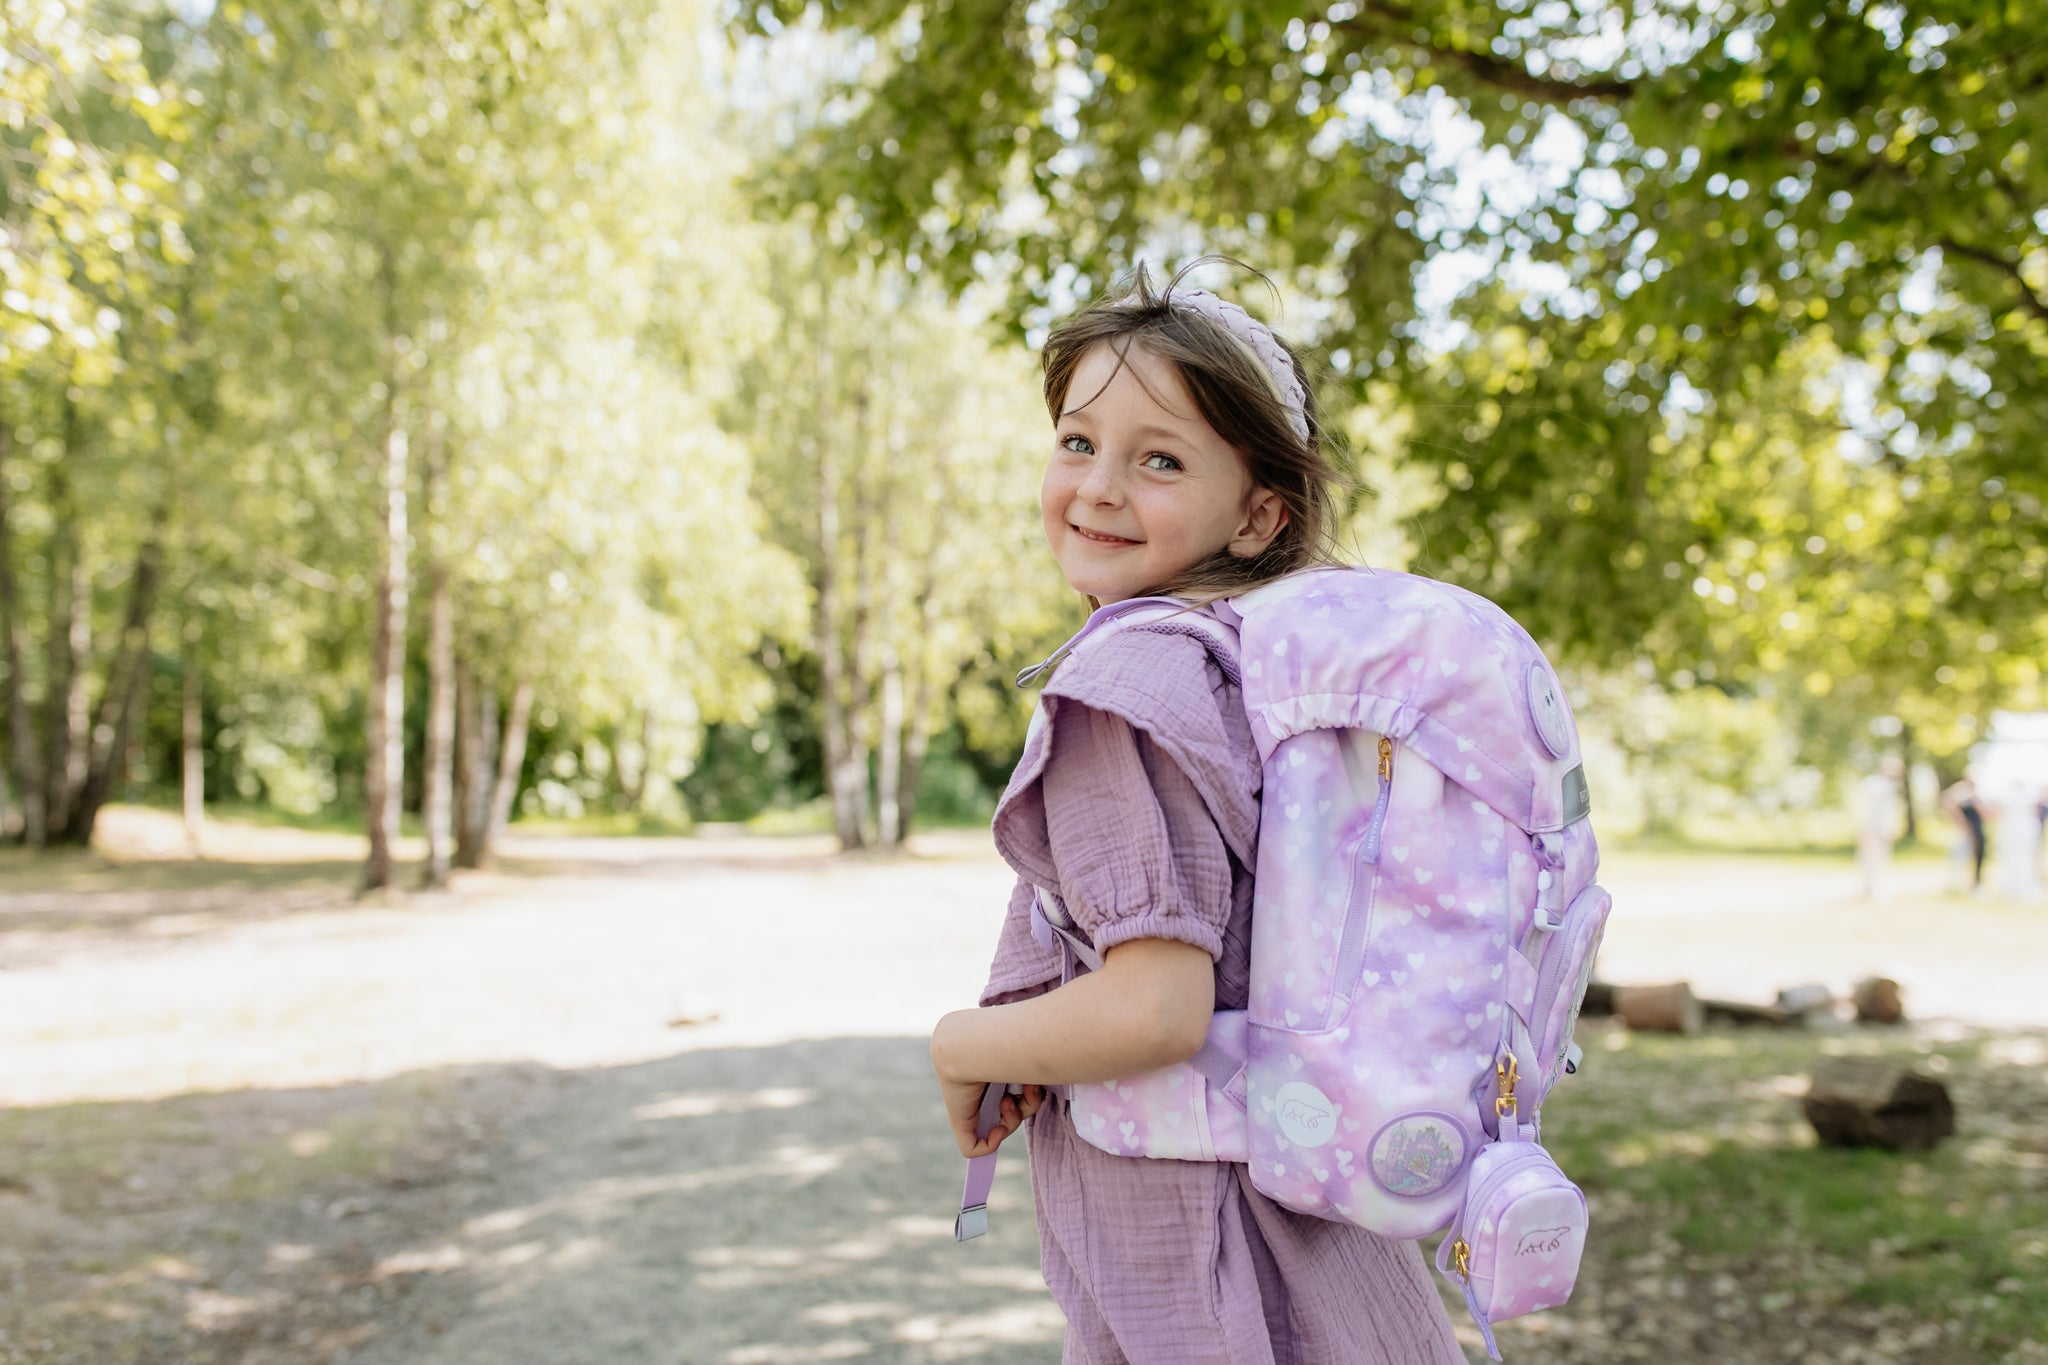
[1113,287,1310,443]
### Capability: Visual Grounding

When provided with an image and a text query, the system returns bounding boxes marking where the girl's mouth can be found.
[1072,524,1141,546]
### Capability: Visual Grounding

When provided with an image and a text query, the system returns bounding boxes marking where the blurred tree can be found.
[738,233,1066,849]
[1,0,198,846]
[196,0,802,876]
[736,0,2047,766]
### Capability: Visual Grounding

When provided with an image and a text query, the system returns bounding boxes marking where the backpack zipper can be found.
[1327,736,1394,1025]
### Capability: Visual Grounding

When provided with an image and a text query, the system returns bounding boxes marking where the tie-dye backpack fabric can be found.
[958,566,1608,1359]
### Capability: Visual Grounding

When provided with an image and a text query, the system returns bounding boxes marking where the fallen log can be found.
[1775,983,1837,1015]
[1802,1057,1954,1152]
[1700,996,1803,1028]
[1612,982,1705,1035]
[1579,980,1616,1016]
[1851,977,1906,1025]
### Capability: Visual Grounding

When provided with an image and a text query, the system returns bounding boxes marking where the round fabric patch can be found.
[1369,1113,1469,1197]
[1527,663,1572,760]
[1274,1081,1338,1148]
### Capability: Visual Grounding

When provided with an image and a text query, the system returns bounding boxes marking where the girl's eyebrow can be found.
[1056,411,1195,446]
[1125,423,1198,447]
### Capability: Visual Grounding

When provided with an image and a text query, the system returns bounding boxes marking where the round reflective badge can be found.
[1528,663,1572,760]
[1274,1081,1338,1148]
[1369,1113,1469,1197]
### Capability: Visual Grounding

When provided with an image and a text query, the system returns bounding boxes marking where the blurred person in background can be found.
[1939,770,1988,895]
[1991,776,2044,901]
[1858,756,1905,903]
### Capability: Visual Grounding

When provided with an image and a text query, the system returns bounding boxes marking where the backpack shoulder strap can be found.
[1017,597,1240,689]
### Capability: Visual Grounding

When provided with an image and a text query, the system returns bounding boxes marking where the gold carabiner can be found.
[1494,1054,1520,1120]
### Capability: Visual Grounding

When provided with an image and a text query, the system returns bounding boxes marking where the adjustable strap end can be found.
[954,1204,989,1242]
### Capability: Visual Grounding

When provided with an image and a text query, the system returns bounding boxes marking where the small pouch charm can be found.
[1434,1136,1588,1360]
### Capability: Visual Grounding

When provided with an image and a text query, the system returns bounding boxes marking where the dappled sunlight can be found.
[892,1302,1069,1349]
[9,835,2044,1361]
[372,1244,468,1279]
[722,1342,875,1363]
[632,1085,816,1121]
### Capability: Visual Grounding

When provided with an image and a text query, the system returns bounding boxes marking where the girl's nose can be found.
[1075,452,1122,504]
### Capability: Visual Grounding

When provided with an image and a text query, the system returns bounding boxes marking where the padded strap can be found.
[954,1082,1010,1242]
[1435,1231,1504,1360]
[1032,889,1104,976]
[1506,951,1539,1024]
[1187,1034,1246,1091]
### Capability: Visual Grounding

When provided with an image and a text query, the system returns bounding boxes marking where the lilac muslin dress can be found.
[982,628,1465,1365]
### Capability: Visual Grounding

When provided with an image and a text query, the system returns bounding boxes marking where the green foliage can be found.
[740,0,2048,774]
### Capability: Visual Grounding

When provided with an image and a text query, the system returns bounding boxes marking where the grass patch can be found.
[1543,1021,2048,1357]
[505,809,697,838]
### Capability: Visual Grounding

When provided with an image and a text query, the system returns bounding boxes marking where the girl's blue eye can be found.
[1143,453,1183,472]
[1061,434,1094,456]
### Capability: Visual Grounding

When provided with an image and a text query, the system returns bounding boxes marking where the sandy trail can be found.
[1,811,2042,1364]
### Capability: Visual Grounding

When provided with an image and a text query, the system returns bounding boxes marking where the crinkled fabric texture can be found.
[982,629,1464,1364]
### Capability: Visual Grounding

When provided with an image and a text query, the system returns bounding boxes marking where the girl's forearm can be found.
[932,938,1215,1086]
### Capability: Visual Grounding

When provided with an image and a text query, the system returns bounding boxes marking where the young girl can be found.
[928,270,1465,1363]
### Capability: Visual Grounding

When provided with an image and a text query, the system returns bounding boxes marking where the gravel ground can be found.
[1,809,2043,1364]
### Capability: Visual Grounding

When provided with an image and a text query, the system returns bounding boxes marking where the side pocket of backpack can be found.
[1527,883,1611,1101]
[1436,1139,1589,1361]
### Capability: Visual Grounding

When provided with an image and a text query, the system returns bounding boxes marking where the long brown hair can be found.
[1041,261,1350,605]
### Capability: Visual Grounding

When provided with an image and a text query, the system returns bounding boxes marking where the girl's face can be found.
[1042,342,1287,604]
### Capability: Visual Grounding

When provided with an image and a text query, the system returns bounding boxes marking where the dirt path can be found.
[2,811,2043,1363]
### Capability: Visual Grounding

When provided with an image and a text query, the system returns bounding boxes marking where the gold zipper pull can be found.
[1377,736,1393,781]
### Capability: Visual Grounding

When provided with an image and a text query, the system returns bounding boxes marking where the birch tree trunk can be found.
[60,522,164,845]
[876,643,904,847]
[363,253,410,892]
[894,584,940,844]
[182,630,203,852]
[891,423,948,847]
[844,387,878,846]
[0,422,44,845]
[483,673,534,856]
[621,706,654,810]
[421,563,454,885]
[43,467,88,836]
[453,656,492,871]
[812,307,864,850]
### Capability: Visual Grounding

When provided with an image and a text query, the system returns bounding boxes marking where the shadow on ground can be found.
[0,1037,1056,1365]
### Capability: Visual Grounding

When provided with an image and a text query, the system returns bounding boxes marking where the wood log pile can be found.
[1579,976,1907,1031]
[1575,975,1955,1152]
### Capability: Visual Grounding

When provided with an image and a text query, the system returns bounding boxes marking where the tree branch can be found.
[1333,4,1635,105]
[1938,237,2048,325]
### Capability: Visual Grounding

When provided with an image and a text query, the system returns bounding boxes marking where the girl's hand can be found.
[941,1078,1046,1159]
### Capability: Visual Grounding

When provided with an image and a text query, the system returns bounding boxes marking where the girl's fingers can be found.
[949,1084,1049,1158]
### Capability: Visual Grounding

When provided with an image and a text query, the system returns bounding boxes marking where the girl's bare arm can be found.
[930,937,1215,1087]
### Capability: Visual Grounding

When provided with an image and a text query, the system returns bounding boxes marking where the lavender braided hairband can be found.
[1113,288,1310,443]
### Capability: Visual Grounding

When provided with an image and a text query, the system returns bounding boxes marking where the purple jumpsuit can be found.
[981,627,1466,1365]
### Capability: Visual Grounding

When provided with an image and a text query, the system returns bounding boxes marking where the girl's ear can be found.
[1228,486,1289,559]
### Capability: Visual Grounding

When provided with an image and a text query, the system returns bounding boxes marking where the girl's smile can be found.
[1042,343,1286,603]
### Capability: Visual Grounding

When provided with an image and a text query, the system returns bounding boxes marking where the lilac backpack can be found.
[956,567,1608,1359]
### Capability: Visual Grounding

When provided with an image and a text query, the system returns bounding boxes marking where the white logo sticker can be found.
[1527,664,1571,759]
[1274,1081,1338,1148]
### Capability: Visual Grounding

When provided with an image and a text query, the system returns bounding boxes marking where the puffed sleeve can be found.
[984,628,1259,1004]
[1036,699,1234,960]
